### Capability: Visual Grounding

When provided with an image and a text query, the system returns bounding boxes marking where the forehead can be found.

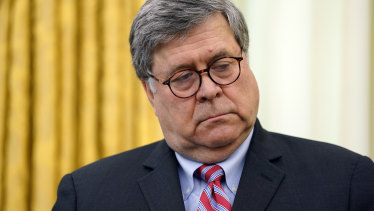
[152,13,240,75]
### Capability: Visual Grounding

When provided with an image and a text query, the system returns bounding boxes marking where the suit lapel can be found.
[232,120,285,211]
[137,141,185,211]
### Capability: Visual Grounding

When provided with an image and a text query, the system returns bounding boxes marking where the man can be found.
[53,0,374,210]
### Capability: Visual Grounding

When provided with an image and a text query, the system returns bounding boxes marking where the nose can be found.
[195,73,222,102]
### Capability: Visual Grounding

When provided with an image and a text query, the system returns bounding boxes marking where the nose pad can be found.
[195,73,222,101]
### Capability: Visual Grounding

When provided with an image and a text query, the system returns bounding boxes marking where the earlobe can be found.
[141,80,155,107]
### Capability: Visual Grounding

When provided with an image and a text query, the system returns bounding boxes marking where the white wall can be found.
[233,0,372,156]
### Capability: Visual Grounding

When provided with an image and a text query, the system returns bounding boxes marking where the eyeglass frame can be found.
[148,55,244,98]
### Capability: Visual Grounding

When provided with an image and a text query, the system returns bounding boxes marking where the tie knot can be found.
[196,164,224,184]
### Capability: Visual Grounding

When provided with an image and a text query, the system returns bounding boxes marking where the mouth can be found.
[199,113,232,124]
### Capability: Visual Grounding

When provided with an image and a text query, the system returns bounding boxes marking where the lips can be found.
[199,112,232,123]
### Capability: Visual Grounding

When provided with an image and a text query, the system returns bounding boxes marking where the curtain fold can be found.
[3,1,32,210]
[32,0,59,209]
[0,0,11,209]
[370,0,374,158]
[59,0,78,184]
[0,0,165,210]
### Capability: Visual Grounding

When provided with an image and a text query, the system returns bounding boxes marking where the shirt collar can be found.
[175,153,201,198]
[218,128,253,194]
[175,128,253,199]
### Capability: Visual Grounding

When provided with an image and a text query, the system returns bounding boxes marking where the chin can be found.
[200,128,242,147]
[196,149,234,164]
[203,137,236,148]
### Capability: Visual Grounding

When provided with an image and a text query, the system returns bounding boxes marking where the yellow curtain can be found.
[370,0,374,158]
[0,0,163,210]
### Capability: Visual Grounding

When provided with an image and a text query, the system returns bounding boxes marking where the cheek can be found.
[153,95,196,133]
[233,71,259,118]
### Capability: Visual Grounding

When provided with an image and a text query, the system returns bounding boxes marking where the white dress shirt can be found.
[175,128,253,211]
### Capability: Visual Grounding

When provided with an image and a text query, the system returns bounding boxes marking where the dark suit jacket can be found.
[53,120,374,210]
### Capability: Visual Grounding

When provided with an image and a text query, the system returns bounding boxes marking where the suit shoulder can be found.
[267,131,365,164]
[260,131,374,189]
[55,140,170,210]
[71,140,163,177]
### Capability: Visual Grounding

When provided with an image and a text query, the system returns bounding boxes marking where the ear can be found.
[141,80,155,107]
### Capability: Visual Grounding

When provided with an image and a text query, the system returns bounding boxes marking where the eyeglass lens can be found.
[169,57,240,98]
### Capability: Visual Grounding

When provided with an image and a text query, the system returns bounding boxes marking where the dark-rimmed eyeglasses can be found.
[149,56,243,98]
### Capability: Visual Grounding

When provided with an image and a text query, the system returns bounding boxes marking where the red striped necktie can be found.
[196,164,232,211]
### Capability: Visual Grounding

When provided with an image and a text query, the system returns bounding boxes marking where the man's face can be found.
[143,13,259,163]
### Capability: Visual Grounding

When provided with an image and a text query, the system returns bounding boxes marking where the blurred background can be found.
[0,0,373,210]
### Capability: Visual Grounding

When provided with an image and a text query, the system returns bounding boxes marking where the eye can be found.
[170,70,195,84]
[212,63,230,72]
[211,59,233,72]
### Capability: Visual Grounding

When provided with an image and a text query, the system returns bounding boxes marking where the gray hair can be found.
[129,0,249,81]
